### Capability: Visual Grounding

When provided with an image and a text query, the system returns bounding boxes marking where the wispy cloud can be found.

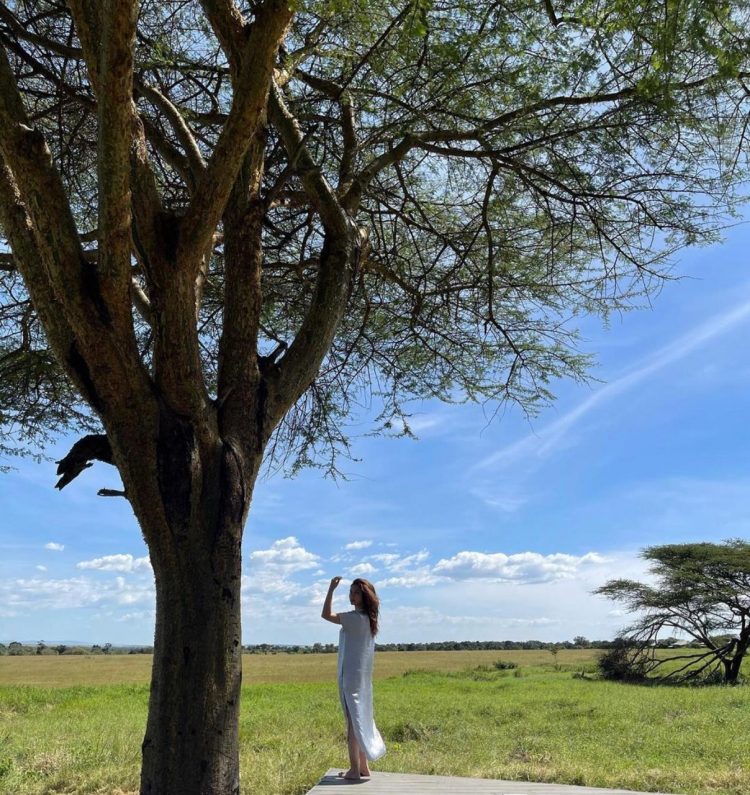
[44,542,65,552]
[473,295,750,475]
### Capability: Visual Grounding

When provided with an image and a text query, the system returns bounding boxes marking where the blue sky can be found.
[2,221,750,646]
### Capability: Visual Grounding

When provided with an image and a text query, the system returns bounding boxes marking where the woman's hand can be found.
[329,576,342,590]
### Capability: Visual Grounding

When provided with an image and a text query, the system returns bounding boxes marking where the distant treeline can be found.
[1,637,703,656]
[246,638,697,655]
[0,642,153,656]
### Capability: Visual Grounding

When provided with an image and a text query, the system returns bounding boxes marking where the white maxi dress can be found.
[338,609,386,761]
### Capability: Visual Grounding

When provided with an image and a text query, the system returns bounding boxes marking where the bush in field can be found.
[597,641,649,682]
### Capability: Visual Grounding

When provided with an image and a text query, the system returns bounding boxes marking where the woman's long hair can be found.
[353,578,379,637]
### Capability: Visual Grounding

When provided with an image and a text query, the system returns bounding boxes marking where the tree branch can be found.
[0,155,76,369]
[136,77,206,187]
[197,0,246,77]
[177,0,292,279]
[0,44,94,333]
[96,0,138,302]
[265,80,355,425]
[55,433,114,490]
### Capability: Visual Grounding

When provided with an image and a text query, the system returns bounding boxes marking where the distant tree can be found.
[2,1,750,790]
[36,640,46,655]
[8,641,23,656]
[573,636,590,648]
[54,644,67,656]
[103,642,112,655]
[595,540,750,683]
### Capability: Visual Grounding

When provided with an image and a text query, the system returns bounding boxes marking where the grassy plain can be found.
[0,649,593,687]
[1,650,748,795]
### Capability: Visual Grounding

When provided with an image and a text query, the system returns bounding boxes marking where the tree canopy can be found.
[596,540,750,683]
[2,0,748,474]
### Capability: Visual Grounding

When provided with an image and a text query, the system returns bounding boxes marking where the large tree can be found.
[596,540,750,684]
[1,0,748,792]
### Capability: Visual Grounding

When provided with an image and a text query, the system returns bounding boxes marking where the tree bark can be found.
[141,537,244,794]
[725,636,748,684]
[128,412,257,795]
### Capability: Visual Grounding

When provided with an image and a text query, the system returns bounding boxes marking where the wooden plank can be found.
[306,769,680,794]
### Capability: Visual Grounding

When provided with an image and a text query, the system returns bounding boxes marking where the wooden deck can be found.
[307,769,678,794]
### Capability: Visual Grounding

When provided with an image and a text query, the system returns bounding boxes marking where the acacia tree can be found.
[1,0,749,792]
[596,540,750,684]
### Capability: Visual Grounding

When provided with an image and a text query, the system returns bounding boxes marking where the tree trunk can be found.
[725,641,748,684]
[137,430,254,795]
[140,544,243,794]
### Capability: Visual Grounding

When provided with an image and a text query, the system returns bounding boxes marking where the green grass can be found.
[1,653,749,794]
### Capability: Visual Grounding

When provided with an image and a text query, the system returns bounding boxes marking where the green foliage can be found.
[1,0,749,473]
[596,540,750,683]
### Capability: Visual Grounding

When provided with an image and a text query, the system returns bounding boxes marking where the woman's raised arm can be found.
[322,576,343,624]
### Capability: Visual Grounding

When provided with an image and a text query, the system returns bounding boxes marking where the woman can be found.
[322,576,386,780]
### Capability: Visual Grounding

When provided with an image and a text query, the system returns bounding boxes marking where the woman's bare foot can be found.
[337,769,361,780]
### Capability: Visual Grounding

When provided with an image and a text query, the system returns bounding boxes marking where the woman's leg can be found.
[358,748,371,777]
[337,707,364,780]
[346,714,361,776]
[346,714,372,777]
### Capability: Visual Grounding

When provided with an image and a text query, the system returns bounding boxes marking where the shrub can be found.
[597,642,648,681]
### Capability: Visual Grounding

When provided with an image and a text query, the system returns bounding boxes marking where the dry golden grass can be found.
[0,648,597,687]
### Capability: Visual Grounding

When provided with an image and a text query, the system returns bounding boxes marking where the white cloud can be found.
[35,565,47,572]
[369,553,400,564]
[349,562,376,576]
[245,537,321,601]
[500,617,559,627]
[376,572,446,588]
[345,540,373,550]
[0,575,154,612]
[373,549,439,588]
[470,488,527,513]
[250,536,319,573]
[404,412,447,435]
[77,554,151,573]
[117,609,156,623]
[433,550,607,584]
[383,606,486,627]
[388,550,430,572]
[44,542,64,552]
